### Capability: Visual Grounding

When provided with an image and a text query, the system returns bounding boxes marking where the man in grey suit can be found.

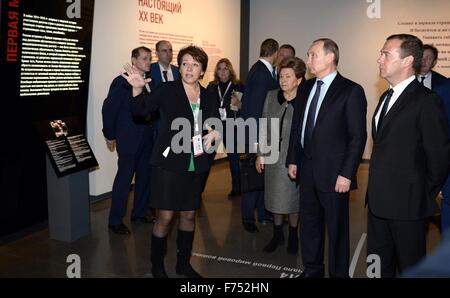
[367,34,450,277]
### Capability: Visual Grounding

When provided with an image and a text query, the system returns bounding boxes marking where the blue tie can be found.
[303,80,324,156]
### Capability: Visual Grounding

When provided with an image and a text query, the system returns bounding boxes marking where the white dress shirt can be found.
[159,62,174,82]
[259,58,274,77]
[417,72,431,90]
[375,75,416,129]
[301,71,338,147]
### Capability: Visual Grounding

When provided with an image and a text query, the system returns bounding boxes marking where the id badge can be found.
[192,134,204,156]
[219,108,227,121]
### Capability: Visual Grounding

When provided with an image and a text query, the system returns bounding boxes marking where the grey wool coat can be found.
[258,89,299,214]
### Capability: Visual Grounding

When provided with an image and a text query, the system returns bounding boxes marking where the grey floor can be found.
[0,162,441,278]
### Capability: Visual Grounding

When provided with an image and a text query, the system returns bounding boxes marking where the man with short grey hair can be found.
[287,38,367,278]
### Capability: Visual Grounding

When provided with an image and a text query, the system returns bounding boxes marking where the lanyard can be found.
[190,97,201,133]
[217,81,232,108]
[184,83,201,133]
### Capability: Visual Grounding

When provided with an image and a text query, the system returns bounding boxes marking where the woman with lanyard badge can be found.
[124,45,220,278]
[206,58,244,198]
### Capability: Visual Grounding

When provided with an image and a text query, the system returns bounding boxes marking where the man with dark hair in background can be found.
[417,44,447,90]
[367,34,450,277]
[275,44,296,77]
[239,38,279,233]
[102,46,155,234]
[277,44,295,64]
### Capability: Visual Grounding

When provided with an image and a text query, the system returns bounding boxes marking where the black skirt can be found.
[149,166,205,211]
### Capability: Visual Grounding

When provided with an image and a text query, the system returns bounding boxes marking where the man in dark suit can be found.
[102,46,155,234]
[435,78,450,233]
[149,40,180,90]
[287,38,367,278]
[239,38,279,233]
[367,34,450,277]
[419,45,448,237]
[417,44,447,90]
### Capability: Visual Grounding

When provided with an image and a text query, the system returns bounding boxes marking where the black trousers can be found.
[367,209,426,277]
[299,159,350,277]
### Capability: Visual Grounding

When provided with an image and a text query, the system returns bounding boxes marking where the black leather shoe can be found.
[108,223,131,235]
[243,222,259,233]
[263,236,284,252]
[176,264,203,278]
[131,216,154,224]
[152,267,168,278]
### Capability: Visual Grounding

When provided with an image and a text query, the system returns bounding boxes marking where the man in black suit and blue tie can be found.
[240,38,279,233]
[287,38,367,277]
[367,34,450,277]
[149,40,180,90]
[102,46,155,234]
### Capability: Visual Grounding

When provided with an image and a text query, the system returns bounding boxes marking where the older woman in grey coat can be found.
[256,57,306,254]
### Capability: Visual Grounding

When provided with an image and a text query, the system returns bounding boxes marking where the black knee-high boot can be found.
[287,225,299,254]
[264,224,284,252]
[151,234,168,278]
[176,230,203,278]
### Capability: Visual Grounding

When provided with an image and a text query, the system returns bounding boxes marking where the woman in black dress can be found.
[124,45,220,278]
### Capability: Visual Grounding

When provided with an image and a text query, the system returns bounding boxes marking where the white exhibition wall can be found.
[250,0,450,159]
[87,0,241,196]
[88,0,450,196]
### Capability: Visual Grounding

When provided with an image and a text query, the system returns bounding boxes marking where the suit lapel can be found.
[431,71,436,90]
[297,79,314,134]
[152,63,163,85]
[175,81,195,125]
[314,73,342,127]
[199,86,207,115]
[372,90,388,140]
[377,80,419,138]
[431,72,434,90]
[171,65,179,80]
